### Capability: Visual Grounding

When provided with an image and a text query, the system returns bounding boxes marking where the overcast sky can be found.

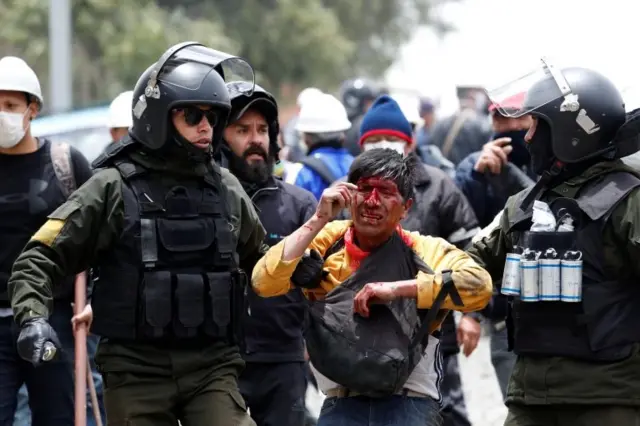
[386,0,640,115]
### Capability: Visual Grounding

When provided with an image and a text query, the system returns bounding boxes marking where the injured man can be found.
[251,148,492,426]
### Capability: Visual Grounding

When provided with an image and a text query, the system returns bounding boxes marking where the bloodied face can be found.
[350,176,412,240]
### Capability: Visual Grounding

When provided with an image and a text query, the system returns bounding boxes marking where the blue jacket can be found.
[454,152,505,228]
[416,126,431,147]
[294,147,354,200]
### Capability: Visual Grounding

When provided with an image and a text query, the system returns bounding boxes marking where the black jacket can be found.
[242,176,317,362]
[402,163,479,246]
[0,139,92,306]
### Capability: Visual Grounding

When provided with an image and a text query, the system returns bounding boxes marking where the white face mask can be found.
[0,110,27,148]
[363,140,406,155]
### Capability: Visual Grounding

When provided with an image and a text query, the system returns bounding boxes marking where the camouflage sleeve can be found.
[220,168,267,267]
[466,207,512,287]
[609,187,640,278]
[8,168,126,326]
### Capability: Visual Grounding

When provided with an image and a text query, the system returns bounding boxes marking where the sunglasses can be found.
[175,107,219,127]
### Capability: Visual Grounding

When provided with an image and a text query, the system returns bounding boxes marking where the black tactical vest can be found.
[506,171,640,362]
[91,158,242,342]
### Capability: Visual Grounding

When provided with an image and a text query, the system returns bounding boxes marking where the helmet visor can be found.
[158,45,255,94]
[226,81,256,99]
[485,58,571,118]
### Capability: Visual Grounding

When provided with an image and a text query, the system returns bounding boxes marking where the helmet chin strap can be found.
[165,123,213,163]
[520,160,564,212]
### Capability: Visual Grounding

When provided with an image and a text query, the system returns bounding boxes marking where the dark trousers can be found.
[504,404,640,426]
[0,303,74,426]
[317,395,442,426]
[240,361,307,426]
[96,340,253,426]
[440,354,472,426]
[490,322,516,400]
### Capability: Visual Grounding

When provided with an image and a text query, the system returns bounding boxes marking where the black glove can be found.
[17,317,62,366]
[291,249,327,289]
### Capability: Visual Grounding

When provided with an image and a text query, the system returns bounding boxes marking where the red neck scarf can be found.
[343,225,414,270]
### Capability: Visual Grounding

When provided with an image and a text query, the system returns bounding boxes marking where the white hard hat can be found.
[0,56,43,109]
[295,93,351,133]
[107,90,134,129]
[297,87,323,107]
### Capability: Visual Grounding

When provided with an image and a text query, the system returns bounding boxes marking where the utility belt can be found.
[325,387,429,399]
[501,230,582,303]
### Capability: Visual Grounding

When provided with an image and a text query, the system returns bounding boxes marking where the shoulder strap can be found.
[322,236,345,261]
[576,171,640,221]
[441,109,473,158]
[300,156,338,186]
[91,136,138,170]
[113,158,147,181]
[50,142,77,198]
[410,269,463,350]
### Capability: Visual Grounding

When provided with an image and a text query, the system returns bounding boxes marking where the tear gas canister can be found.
[520,249,540,302]
[561,250,582,302]
[501,246,523,296]
[539,248,561,301]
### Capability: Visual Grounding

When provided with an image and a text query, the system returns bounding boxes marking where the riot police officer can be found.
[467,58,640,425]
[7,42,267,426]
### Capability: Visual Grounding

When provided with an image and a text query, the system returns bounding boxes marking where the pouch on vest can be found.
[174,274,205,338]
[208,272,232,335]
[143,271,173,338]
[304,232,462,397]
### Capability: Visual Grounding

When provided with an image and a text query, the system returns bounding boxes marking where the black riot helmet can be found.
[487,59,629,165]
[339,78,388,120]
[130,42,255,155]
[225,81,280,158]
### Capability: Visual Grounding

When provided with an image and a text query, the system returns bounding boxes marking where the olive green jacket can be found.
[467,160,640,406]
[8,151,266,328]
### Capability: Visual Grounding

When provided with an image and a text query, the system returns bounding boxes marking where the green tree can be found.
[320,0,455,78]
[0,0,456,109]
[0,0,235,110]
[156,0,456,91]
[158,0,354,93]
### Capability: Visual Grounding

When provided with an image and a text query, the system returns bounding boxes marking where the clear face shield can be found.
[485,58,577,119]
[144,42,255,97]
[227,81,256,99]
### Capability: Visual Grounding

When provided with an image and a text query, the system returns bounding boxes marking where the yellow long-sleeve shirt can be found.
[251,221,492,319]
